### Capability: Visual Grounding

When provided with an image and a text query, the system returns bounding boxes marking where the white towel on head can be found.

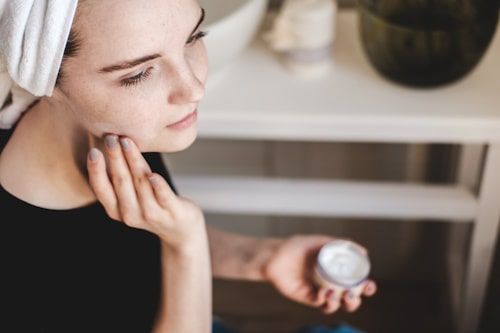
[0,0,78,129]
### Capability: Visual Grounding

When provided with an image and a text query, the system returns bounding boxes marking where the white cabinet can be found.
[172,10,500,333]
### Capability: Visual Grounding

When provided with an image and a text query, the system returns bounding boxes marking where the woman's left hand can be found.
[263,235,377,314]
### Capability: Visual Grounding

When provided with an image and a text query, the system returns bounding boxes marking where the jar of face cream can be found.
[313,240,371,298]
[264,0,337,78]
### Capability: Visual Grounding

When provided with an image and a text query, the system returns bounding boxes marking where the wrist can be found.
[245,238,283,281]
[161,224,209,257]
[208,227,284,281]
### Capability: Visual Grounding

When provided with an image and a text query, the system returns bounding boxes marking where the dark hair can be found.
[55,29,81,86]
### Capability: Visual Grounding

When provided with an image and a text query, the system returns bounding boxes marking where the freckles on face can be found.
[64,77,166,140]
[59,0,207,149]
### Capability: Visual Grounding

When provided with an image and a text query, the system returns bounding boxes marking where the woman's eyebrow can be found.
[98,54,161,73]
[191,7,205,36]
[98,7,205,74]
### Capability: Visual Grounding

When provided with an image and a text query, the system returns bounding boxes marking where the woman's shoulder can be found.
[0,183,102,238]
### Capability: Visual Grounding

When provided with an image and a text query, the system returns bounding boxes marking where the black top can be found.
[0,128,176,332]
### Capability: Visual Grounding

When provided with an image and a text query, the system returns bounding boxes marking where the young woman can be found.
[0,1,376,332]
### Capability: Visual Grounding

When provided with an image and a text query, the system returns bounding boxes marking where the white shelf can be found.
[173,9,500,333]
[198,10,500,144]
[174,175,477,221]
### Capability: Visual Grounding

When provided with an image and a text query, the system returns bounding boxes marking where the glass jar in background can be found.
[357,0,500,87]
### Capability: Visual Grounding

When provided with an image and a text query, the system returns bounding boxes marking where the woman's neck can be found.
[0,99,97,209]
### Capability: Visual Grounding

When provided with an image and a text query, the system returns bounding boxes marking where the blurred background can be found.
[166,1,500,332]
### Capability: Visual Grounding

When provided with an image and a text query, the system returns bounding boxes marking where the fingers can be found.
[103,135,141,224]
[363,279,377,297]
[117,137,177,211]
[320,289,362,314]
[319,279,377,314]
[87,134,177,227]
[319,289,361,314]
[87,146,121,220]
[341,279,377,312]
[321,289,341,314]
[341,290,362,313]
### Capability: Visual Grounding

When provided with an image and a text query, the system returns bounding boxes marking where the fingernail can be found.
[119,138,130,151]
[148,174,158,185]
[105,135,117,149]
[348,291,355,299]
[330,293,338,302]
[89,148,99,162]
[365,283,374,293]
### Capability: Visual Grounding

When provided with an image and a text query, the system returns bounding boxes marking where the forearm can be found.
[207,226,283,281]
[152,233,212,333]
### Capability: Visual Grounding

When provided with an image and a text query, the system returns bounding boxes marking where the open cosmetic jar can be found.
[313,240,371,298]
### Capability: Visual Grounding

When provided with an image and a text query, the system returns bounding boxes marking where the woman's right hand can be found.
[86,134,206,250]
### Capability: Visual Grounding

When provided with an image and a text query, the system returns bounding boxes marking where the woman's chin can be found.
[162,130,198,153]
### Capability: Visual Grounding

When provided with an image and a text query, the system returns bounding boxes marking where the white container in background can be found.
[199,0,269,77]
[263,0,337,78]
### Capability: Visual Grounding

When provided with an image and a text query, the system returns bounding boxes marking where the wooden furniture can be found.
[173,10,500,333]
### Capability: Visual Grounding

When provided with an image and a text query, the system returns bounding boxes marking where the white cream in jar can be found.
[313,240,371,299]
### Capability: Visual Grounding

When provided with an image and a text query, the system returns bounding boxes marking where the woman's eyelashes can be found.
[186,30,207,46]
[120,67,153,87]
[119,31,207,88]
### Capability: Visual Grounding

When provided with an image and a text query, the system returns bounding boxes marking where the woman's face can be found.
[58,0,208,152]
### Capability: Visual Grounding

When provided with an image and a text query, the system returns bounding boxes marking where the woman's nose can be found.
[168,65,205,105]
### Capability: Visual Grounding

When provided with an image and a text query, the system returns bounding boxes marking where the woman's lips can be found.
[167,110,197,130]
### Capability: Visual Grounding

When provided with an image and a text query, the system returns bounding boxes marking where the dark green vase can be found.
[357,0,500,87]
